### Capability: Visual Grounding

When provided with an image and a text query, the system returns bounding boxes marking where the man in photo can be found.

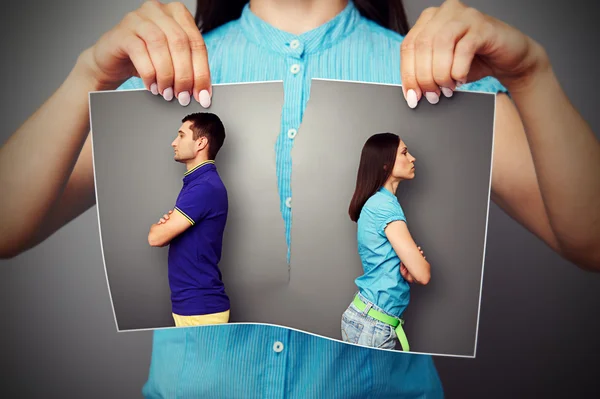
[147,112,230,327]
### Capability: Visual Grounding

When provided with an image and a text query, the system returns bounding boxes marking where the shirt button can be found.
[273,341,284,353]
[289,39,300,49]
[287,128,297,139]
[290,64,301,74]
[285,197,292,208]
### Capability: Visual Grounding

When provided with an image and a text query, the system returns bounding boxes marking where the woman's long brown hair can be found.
[348,133,400,222]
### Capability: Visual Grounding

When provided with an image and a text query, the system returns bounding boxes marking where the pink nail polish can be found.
[199,90,211,108]
[178,91,191,106]
[163,87,174,101]
[440,87,453,98]
[406,89,418,109]
[150,83,158,95]
[425,92,439,104]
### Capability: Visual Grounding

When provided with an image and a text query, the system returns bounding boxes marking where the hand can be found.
[77,0,211,107]
[400,246,426,284]
[157,210,174,224]
[400,0,549,108]
[400,262,415,284]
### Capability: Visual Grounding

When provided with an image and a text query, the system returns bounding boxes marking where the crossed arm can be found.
[147,208,193,247]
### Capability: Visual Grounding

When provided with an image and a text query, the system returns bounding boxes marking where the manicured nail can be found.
[440,87,453,98]
[406,89,418,109]
[178,91,191,106]
[425,92,439,104]
[150,83,158,95]
[199,89,211,108]
[163,87,174,101]
[455,79,466,89]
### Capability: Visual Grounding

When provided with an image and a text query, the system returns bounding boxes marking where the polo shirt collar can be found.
[183,160,215,182]
[239,1,361,56]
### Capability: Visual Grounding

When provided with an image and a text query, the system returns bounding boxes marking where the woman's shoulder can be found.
[354,16,405,46]
[202,19,244,48]
[364,190,400,212]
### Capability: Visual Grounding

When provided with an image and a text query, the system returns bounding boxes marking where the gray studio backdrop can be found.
[90,80,495,357]
[2,0,600,398]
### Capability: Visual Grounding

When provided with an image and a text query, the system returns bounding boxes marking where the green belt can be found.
[353,295,410,352]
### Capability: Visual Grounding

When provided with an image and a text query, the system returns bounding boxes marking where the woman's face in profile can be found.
[391,139,416,180]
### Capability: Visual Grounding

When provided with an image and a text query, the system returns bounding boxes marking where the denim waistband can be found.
[355,291,403,320]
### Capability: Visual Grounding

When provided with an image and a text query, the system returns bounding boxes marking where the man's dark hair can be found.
[182,112,226,160]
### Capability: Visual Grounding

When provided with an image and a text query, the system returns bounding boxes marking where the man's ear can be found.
[196,136,208,152]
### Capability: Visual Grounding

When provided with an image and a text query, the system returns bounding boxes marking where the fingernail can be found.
[406,89,418,109]
[425,92,439,104]
[178,91,191,106]
[199,89,211,108]
[163,87,174,101]
[455,80,466,89]
[440,87,453,98]
[150,83,158,95]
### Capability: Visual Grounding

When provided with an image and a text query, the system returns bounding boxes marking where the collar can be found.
[183,160,215,182]
[239,1,361,57]
[379,186,396,199]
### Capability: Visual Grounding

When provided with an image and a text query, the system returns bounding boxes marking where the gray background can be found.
[0,0,598,398]
[90,84,289,331]
[289,80,494,356]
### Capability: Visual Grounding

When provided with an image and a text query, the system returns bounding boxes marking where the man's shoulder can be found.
[187,172,227,197]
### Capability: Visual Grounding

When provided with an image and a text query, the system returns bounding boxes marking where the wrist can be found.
[70,47,125,92]
[502,39,553,95]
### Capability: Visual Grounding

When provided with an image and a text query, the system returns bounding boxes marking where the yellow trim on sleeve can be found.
[174,207,195,225]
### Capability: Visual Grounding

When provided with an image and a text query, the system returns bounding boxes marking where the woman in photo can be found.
[343,132,430,351]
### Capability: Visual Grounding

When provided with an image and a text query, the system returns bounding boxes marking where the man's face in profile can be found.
[171,121,198,163]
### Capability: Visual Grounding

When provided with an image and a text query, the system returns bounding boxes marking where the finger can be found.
[168,210,173,214]
[140,1,194,105]
[168,2,212,107]
[413,5,458,104]
[120,32,158,93]
[450,8,490,85]
[401,7,438,108]
[132,17,176,101]
[159,218,165,223]
[432,19,469,96]
[164,214,170,219]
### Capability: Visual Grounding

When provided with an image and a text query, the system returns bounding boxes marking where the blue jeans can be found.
[341,293,400,350]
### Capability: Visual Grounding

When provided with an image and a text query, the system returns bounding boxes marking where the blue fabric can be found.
[356,187,410,318]
[169,161,229,316]
[115,1,508,397]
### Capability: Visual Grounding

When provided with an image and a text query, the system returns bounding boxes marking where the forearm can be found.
[507,57,600,269]
[0,54,102,258]
[148,224,171,247]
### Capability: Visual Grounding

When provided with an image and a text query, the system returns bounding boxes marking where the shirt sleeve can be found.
[377,199,407,235]
[174,184,211,226]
